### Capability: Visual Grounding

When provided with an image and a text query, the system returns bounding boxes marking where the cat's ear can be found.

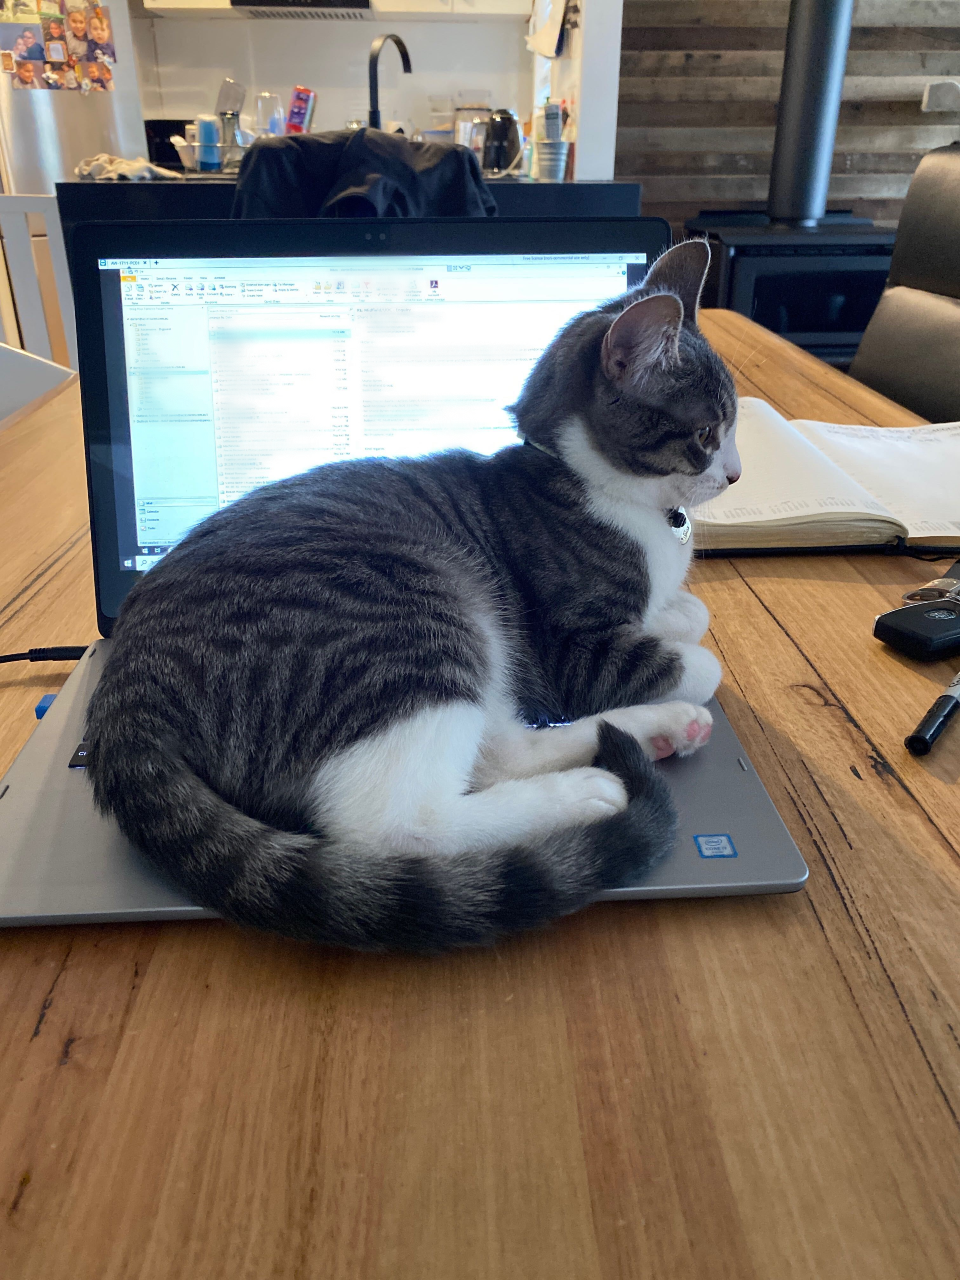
[601,293,684,386]
[640,240,710,324]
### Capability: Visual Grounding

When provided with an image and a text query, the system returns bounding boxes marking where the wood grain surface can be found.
[1,312,959,1279]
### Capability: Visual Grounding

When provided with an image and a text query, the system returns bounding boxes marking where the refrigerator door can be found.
[0,3,146,194]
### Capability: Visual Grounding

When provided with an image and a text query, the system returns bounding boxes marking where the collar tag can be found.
[667,506,692,544]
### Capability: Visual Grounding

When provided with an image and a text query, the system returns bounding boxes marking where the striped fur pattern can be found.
[86,240,739,952]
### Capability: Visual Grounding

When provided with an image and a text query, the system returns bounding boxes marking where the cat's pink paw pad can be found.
[686,720,712,746]
[607,702,712,760]
[653,703,713,758]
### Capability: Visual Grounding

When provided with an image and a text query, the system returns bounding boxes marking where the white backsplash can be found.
[131,16,532,137]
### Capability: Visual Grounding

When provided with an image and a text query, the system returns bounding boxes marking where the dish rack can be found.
[172,140,250,173]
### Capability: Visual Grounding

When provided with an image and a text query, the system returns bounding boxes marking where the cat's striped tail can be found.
[89,723,676,953]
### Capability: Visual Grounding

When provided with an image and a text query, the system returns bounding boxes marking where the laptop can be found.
[0,217,807,927]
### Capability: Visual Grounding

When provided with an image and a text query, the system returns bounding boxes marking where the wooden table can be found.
[2,311,959,1280]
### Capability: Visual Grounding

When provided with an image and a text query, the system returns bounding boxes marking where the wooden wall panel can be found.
[617,0,960,232]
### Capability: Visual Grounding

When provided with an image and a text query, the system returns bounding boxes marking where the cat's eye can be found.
[697,426,713,447]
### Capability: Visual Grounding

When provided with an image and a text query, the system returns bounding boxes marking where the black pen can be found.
[905,671,960,756]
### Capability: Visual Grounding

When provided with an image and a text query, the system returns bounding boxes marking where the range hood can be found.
[232,0,370,17]
[143,0,372,18]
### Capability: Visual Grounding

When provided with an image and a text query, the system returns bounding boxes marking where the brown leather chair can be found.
[849,143,960,421]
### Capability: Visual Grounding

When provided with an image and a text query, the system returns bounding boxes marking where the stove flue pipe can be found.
[767,0,855,226]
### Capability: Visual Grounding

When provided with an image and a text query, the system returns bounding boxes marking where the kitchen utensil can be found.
[255,92,285,137]
[482,108,521,174]
[543,102,563,142]
[168,135,196,172]
[170,140,248,173]
[454,97,491,148]
[536,139,569,181]
[468,119,488,157]
[427,94,454,138]
[219,110,244,149]
[215,78,246,118]
[195,114,222,172]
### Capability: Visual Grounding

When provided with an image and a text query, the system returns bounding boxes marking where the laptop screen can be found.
[96,251,650,573]
[76,218,671,628]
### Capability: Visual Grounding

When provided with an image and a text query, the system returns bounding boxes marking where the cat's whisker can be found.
[727,327,746,373]
[734,346,761,377]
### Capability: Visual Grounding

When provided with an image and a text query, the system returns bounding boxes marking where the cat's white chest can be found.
[597,499,692,622]
[556,416,694,622]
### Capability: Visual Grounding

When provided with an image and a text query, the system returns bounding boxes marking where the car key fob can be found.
[874,596,960,660]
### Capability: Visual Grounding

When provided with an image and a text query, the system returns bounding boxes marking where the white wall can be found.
[131,15,532,137]
[532,0,623,182]
[569,0,622,180]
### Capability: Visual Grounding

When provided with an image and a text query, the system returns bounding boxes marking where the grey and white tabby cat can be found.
[86,240,740,952]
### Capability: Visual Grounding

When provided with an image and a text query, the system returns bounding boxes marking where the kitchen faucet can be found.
[368,34,412,131]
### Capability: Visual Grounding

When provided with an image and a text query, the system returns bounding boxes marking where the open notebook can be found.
[694,398,960,554]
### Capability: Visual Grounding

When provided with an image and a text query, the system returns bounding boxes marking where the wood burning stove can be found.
[697,226,895,368]
[687,0,897,368]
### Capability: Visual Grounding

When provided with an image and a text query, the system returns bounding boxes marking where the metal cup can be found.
[536,140,569,182]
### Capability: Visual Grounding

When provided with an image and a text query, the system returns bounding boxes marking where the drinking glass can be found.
[255,93,286,137]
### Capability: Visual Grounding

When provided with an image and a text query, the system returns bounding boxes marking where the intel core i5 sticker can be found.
[694,834,738,859]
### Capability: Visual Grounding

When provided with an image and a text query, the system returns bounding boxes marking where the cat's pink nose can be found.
[726,469,741,484]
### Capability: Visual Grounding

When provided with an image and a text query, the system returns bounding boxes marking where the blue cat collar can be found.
[520,436,561,461]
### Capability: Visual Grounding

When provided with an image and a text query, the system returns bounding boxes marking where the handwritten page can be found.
[693,398,899,549]
[792,419,960,540]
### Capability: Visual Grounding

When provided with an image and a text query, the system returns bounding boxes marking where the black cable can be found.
[0,647,87,664]
[903,548,960,563]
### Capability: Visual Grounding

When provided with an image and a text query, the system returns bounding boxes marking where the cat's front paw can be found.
[647,591,710,644]
[603,702,713,760]
[663,643,722,706]
[647,703,713,759]
[550,767,629,823]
